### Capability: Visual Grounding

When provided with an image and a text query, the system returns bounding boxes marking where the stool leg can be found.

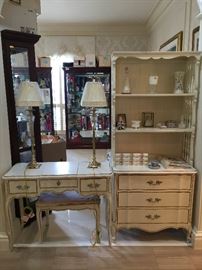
[36,208,43,242]
[95,205,101,244]
[105,195,112,246]
[45,210,49,227]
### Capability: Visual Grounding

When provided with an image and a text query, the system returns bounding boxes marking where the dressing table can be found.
[2,161,112,249]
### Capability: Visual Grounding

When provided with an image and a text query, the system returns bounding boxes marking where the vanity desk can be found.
[2,161,112,249]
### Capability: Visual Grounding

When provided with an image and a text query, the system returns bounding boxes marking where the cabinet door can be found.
[36,67,54,135]
[1,30,41,164]
[63,66,111,149]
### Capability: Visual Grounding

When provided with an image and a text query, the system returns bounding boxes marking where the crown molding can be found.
[146,0,173,31]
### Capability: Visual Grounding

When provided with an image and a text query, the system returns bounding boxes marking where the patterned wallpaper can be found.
[96,35,147,56]
[35,34,148,62]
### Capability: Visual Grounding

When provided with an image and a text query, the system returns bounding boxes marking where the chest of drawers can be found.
[115,172,196,241]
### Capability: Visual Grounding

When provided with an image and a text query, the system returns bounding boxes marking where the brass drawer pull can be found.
[146,198,161,203]
[145,214,160,220]
[87,183,100,189]
[95,183,100,188]
[16,184,30,190]
[87,183,94,188]
[57,180,61,186]
[147,180,162,186]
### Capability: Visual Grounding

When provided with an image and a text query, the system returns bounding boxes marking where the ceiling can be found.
[37,0,160,26]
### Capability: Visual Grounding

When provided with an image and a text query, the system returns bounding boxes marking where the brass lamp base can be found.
[27,160,41,169]
[88,159,101,169]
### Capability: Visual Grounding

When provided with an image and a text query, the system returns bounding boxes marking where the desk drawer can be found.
[118,209,188,224]
[9,180,37,194]
[39,179,78,189]
[118,192,190,207]
[80,178,107,192]
[118,174,192,190]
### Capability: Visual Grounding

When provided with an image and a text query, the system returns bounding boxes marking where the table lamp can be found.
[16,81,44,169]
[81,80,107,168]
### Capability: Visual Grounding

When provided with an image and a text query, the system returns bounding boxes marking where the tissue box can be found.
[85,54,96,67]
[74,56,85,67]
[38,57,51,67]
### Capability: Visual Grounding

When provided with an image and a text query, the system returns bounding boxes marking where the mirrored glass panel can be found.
[10,46,31,162]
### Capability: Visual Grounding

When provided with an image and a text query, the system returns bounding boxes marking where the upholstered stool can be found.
[36,191,100,244]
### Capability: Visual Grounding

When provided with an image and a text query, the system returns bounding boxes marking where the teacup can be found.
[131,120,141,129]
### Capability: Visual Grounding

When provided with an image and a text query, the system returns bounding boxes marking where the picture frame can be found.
[41,88,51,105]
[142,112,154,127]
[116,113,127,130]
[159,31,183,51]
[9,0,21,4]
[192,26,199,51]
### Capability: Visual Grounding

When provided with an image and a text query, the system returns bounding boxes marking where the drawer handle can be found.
[57,180,61,186]
[16,184,30,191]
[87,183,94,188]
[147,180,162,186]
[87,183,100,189]
[145,214,160,220]
[146,198,161,203]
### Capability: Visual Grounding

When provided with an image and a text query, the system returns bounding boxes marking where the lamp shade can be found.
[80,81,107,107]
[16,81,44,107]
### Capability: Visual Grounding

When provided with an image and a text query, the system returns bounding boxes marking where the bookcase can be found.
[111,52,200,242]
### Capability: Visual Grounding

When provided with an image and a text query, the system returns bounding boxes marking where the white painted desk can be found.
[2,161,112,249]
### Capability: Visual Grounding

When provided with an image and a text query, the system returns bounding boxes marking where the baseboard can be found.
[192,228,202,249]
[0,232,9,250]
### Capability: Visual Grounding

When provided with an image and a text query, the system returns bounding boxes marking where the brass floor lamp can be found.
[80,81,107,168]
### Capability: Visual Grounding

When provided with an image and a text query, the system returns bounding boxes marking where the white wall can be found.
[148,0,186,51]
[0,0,38,250]
[148,0,200,51]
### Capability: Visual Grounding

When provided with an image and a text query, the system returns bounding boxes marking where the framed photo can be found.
[9,0,21,4]
[192,26,199,51]
[142,112,154,127]
[116,113,127,130]
[41,88,51,105]
[159,31,183,51]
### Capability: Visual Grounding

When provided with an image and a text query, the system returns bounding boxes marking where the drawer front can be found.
[118,174,192,190]
[9,180,37,194]
[80,178,107,192]
[40,179,78,189]
[118,209,188,224]
[118,192,190,207]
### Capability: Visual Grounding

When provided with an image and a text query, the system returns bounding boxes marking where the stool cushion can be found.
[36,191,100,207]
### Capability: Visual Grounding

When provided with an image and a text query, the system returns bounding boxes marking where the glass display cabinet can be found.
[63,66,111,149]
[36,67,54,135]
[1,30,41,164]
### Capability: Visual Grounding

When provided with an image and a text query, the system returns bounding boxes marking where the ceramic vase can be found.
[174,71,185,94]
